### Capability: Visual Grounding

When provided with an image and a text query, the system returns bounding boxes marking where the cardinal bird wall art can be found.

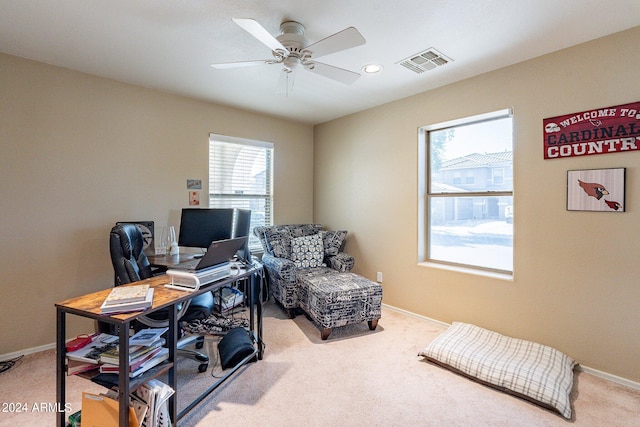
[567,168,625,212]
[578,180,609,200]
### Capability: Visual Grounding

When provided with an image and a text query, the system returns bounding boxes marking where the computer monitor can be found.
[232,209,252,263]
[178,208,234,249]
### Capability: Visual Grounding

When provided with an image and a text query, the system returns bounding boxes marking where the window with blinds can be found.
[419,109,514,274]
[209,134,274,251]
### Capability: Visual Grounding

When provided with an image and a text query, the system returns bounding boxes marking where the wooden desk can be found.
[55,263,264,426]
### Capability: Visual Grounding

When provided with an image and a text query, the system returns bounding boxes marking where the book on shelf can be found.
[99,338,165,365]
[100,287,154,314]
[99,346,163,373]
[129,327,168,347]
[103,284,150,306]
[128,347,168,378]
[66,359,100,376]
[66,333,119,364]
[100,348,169,378]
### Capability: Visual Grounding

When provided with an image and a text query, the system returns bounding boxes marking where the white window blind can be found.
[209,134,274,251]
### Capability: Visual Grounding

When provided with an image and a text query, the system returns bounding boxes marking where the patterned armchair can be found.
[253,224,354,317]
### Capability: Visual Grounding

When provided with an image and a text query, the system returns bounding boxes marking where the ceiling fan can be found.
[211,18,366,87]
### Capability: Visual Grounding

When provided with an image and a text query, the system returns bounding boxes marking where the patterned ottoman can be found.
[297,271,382,340]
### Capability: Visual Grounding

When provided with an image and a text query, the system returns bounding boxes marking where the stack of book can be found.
[100,284,154,314]
[99,327,169,378]
[66,333,119,375]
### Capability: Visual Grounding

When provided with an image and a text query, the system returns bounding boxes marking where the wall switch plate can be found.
[376,272,383,283]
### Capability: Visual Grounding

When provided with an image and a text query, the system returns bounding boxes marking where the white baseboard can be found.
[0,342,56,361]
[382,303,640,391]
[382,302,450,327]
[576,365,640,391]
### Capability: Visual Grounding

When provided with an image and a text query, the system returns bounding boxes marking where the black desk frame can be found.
[56,263,264,427]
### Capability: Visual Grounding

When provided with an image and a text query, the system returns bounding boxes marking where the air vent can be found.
[397,48,452,74]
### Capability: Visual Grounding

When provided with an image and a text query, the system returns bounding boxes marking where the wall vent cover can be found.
[397,48,452,74]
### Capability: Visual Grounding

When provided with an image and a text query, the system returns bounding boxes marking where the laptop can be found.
[171,236,247,272]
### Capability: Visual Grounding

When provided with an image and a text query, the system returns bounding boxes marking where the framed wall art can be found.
[567,168,625,212]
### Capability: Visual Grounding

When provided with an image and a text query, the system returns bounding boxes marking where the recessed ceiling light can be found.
[362,64,383,74]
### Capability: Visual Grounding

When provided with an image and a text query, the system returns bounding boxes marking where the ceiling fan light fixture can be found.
[362,64,383,74]
[284,55,302,71]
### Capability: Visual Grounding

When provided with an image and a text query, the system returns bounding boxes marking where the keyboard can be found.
[176,260,199,270]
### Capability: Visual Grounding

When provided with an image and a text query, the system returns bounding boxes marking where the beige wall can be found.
[314,27,640,382]
[0,53,314,354]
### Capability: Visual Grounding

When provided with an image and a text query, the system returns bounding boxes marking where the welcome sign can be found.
[543,101,640,159]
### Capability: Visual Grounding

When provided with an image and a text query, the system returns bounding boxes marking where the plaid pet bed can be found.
[419,322,576,419]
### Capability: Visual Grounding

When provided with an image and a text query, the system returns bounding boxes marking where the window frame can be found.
[418,109,514,276]
[208,133,274,252]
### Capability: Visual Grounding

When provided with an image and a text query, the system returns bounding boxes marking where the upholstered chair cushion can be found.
[291,232,326,268]
[262,224,323,259]
[321,230,347,256]
[263,227,293,259]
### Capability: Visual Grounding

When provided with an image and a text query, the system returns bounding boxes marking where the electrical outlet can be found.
[376,272,383,283]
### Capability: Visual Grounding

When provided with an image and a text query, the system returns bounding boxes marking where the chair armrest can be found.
[326,252,354,272]
[261,254,298,282]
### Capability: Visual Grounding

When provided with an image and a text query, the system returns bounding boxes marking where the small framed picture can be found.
[567,168,625,212]
[187,179,202,189]
[189,191,200,206]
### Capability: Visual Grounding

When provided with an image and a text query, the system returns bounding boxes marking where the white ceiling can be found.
[1,1,639,125]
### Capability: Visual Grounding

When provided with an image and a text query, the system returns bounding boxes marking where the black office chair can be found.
[109,223,213,372]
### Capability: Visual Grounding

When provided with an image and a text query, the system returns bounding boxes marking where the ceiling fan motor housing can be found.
[276,21,312,72]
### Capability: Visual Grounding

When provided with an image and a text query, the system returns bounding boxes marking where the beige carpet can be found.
[1,302,638,426]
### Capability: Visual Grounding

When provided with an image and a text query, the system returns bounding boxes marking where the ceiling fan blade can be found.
[307,61,361,85]
[304,27,365,59]
[210,59,273,69]
[232,18,287,52]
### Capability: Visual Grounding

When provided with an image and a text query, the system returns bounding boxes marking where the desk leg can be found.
[118,323,131,427]
[256,271,264,360]
[56,309,66,427]
[167,303,177,422]
[248,276,254,337]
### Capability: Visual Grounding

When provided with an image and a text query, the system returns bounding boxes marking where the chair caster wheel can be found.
[195,354,208,362]
[198,363,208,373]
[195,341,204,349]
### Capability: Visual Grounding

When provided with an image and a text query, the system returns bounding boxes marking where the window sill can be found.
[418,261,513,281]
